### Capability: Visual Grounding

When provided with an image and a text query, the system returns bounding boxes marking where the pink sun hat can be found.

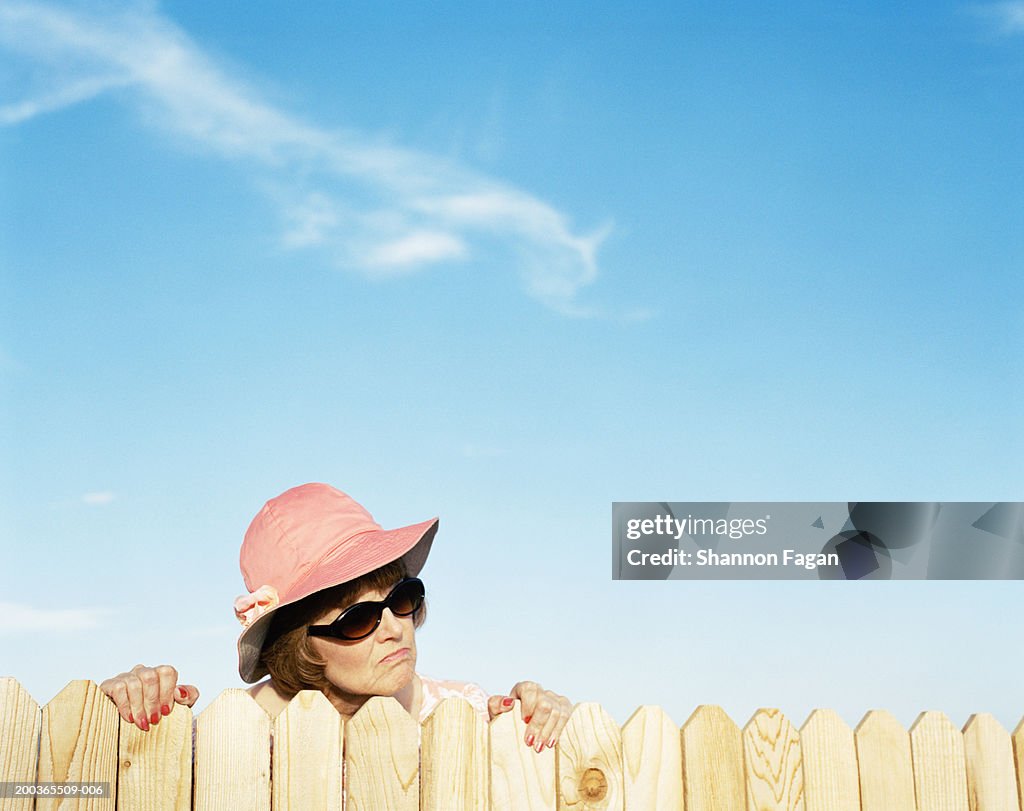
[234,483,438,683]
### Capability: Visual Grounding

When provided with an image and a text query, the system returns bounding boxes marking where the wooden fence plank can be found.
[1012,719,1024,811]
[272,691,342,811]
[910,711,970,811]
[0,678,41,811]
[681,704,744,811]
[420,697,487,811]
[490,700,555,811]
[344,696,418,811]
[799,709,859,811]
[37,680,118,811]
[743,708,804,811]
[558,702,623,811]
[116,704,191,811]
[962,714,1017,811]
[854,710,916,811]
[621,705,682,810]
[194,689,269,811]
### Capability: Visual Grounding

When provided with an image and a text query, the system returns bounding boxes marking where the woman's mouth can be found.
[379,647,411,664]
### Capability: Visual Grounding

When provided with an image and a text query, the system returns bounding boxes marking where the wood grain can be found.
[490,699,556,811]
[0,678,41,811]
[854,710,915,811]
[681,704,745,811]
[1011,719,1024,811]
[799,709,859,811]
[9,678,1024,810]
[620,705,681,810]
[193,689,270,811]
[37,680,118,811]
[421,697,487,811]
[344,696,418,811]
[117,703,191,811]
[743,708,804,811]
[910,711,970,811]
[272,691,342,811]
[557,702,623,811]
[962,713,1017,811]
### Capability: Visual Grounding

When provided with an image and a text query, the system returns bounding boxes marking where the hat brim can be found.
[237,516,438,683]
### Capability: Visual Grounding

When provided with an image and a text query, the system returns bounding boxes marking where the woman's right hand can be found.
[99,664,199,731]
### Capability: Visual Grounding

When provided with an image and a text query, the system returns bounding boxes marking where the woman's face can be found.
[308,581,418,706]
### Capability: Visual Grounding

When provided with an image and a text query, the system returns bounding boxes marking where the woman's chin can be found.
[376,660,415,695]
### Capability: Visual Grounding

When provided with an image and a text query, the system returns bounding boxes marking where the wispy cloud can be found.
[0,601,112,634]
[976,2,1024,34]
[81,490,115,506]
[0,1,612,314]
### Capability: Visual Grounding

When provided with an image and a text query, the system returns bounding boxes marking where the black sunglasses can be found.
[307,577,425,641]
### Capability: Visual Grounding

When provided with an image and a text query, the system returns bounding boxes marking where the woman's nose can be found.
[376,607,404,638]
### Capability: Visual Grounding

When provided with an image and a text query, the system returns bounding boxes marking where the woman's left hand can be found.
[488,681,573,751]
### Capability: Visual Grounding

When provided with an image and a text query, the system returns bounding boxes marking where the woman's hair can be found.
[259,558,426,696]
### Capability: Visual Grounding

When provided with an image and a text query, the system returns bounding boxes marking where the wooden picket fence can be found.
[2,677,1024,810]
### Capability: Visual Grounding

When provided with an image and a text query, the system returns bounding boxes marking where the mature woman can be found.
[101,483,573,751]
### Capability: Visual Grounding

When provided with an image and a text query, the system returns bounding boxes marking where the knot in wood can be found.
[578,767,607,801]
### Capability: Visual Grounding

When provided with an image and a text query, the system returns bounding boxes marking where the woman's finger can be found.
[509,682,550,747]
[154,665,179,720]
[174,684,199,707]
[524,694,556,751]
[122,673,148,731]
[535,695,571,750]
[135,665,162,728]
[99,678,133,724]
[487,695,516,721]
[509,681,540,714]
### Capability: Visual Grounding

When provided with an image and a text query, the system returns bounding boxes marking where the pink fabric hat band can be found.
[235,483,437,682]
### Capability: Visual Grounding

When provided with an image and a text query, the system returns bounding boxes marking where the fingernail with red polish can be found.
[524,715,532,723]
[127,713,133,724]
[502,697,513,707]
[150,712,159,725]
[139,717,149,731]
[178,687,188,700]
[547,738,556,748]
[161,704,170,716]
[526,734,535,746]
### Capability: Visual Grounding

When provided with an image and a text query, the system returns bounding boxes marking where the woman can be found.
[101,483,572,751]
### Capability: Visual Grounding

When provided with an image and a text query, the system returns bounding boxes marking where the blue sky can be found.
[2,0,1023,733]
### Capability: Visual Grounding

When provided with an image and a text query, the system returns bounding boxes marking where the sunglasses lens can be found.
[337,603,382,640]
[390,579,424,616]
[323,579,424,640]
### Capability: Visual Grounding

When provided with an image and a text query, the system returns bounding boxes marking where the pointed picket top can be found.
[1012,717,1024,811]
[799,709,859,811]
[490,699,555,811]
[620,705,681,811]
[909,711,969,811]
[681,704,744,811]
[36,680,118,810]
[117,703,192,811]
[420,697,487,811]
[853,710,915,811]
[962,713,1017,811]
[273,690,342,811]
[193,688,270,811]
[743,708,803,811]
[0,677,41,811]
[345,695,418,811]
[557,702,623,811]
